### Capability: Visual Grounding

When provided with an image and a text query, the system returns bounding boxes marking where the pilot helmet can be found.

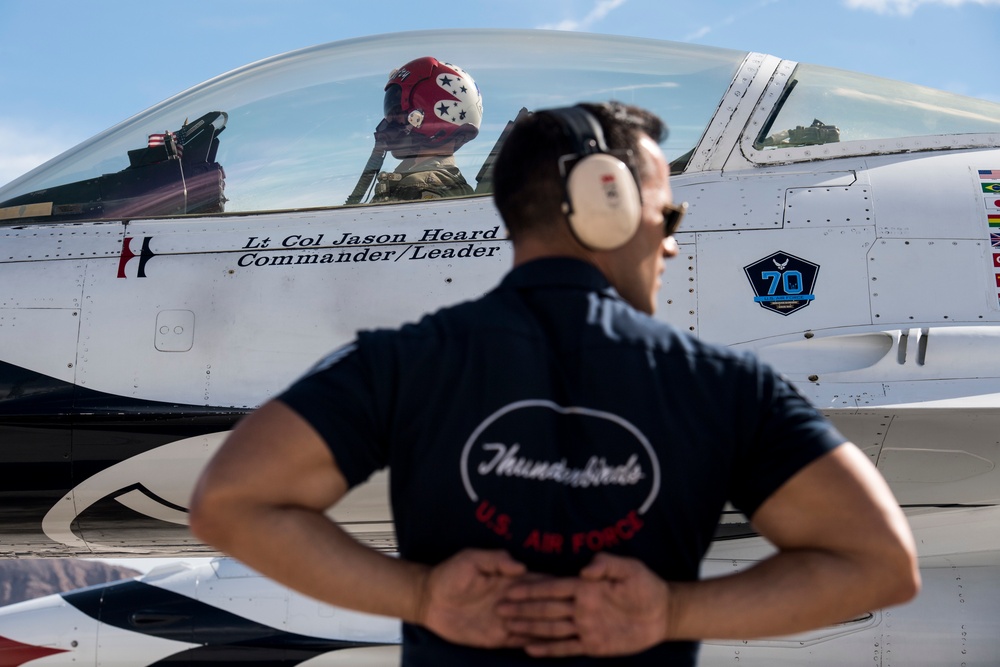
[379,57,483,154]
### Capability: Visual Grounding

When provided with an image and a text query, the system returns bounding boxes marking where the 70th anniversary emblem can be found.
[743,251,820,316]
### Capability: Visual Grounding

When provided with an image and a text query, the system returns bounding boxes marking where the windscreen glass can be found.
[756,63,1000,150]
[0,31,744,222]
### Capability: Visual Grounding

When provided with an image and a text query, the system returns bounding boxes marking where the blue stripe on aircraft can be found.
[753,295,816,303]
[63,579,390,665]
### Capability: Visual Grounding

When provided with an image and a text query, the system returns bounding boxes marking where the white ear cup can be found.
[566,153,642,251]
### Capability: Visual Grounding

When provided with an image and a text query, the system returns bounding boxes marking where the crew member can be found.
[191,101,919,666]
[369,56,482,203]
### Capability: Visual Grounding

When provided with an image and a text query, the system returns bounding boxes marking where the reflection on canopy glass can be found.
[756,64,1000,150]
[4,32,1000,225]
[0,31,743,222]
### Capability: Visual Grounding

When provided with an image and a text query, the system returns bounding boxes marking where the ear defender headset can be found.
[545,105,643,251]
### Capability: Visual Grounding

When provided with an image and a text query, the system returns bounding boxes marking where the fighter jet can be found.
[2,508,998,666]
[0,27,999,659]
[0,558,401,666]
[4,27,998,558]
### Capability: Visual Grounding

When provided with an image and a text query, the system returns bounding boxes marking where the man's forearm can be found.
[192,500,430,623]
[666,546,918,641]
[188,401,432,623]
[192,497,535,650]
[665,443,919,641]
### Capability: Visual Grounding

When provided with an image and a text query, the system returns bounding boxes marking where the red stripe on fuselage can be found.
[0,635,69,667]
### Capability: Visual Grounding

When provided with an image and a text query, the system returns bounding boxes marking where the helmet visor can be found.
[383,84,405,124]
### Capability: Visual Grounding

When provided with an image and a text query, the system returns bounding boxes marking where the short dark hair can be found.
[492,101,665,241]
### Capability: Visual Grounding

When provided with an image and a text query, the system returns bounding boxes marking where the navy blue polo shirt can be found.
[279,257,844,666]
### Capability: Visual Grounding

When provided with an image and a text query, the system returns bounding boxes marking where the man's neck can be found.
[512,235,596,268]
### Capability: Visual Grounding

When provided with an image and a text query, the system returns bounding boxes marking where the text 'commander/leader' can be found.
[191,101,919,666]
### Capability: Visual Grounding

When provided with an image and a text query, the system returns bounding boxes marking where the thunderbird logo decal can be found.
[117,236,156,278]
[744,251,819,316]
[41,432,227,552]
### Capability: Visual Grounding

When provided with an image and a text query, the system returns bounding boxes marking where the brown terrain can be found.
[0,559,139,607]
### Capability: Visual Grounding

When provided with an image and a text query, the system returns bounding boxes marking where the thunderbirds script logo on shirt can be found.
[460,400,661,556]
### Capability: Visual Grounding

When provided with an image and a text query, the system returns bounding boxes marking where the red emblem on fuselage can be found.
[117,236,156,278]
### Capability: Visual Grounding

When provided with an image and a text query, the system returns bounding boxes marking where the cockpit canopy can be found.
[1,29,998,223]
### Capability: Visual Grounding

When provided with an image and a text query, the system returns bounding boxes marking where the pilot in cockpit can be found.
[346,57,483,205]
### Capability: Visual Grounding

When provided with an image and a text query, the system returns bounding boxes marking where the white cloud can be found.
[538,0,628,31]
[683,25,713,41]
[682,0,780,42]
[844,0,1000,15]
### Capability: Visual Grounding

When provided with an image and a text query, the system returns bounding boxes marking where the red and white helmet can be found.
[379,57,483,153]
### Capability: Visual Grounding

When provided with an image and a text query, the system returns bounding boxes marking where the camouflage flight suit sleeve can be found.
[371,166,474,203]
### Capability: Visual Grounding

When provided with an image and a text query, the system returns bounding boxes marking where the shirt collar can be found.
[501,257,614,293]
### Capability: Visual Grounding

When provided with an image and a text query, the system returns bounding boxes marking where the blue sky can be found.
[1,0,998,188]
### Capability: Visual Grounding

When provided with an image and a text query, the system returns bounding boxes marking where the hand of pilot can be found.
[497,551,670,657]
[417,548,545,649]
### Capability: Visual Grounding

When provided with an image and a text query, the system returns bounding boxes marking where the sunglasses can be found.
[663,202,687,238]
